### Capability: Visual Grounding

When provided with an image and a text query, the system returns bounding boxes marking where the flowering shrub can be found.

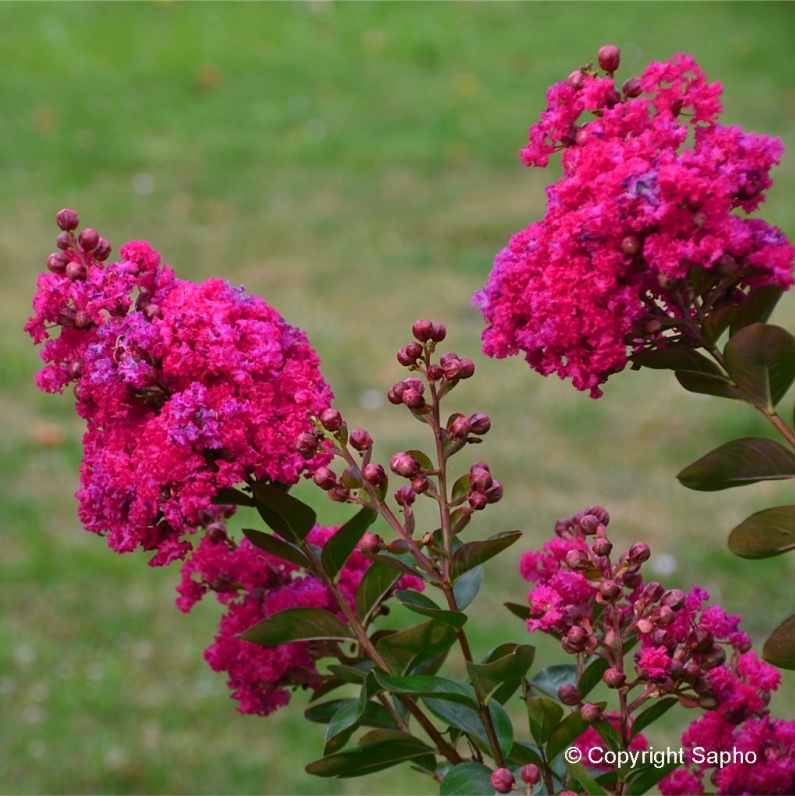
[27,45,795,794]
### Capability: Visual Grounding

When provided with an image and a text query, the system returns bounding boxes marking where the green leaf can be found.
[324,672,382,754]
[440,762,495,796]
[545,710,589,762]
[305,698,350,724]
[529,664,578,701]
[730,285,783,336]
[631,346,724,375]
[526,696,563,746]
[451,473,471,502]
[724,323,795,410]
[327,663,371,684]
[241,607,353,645]
[395,590,468,628]
[213,487,254,506]
[242,528,314,570]
[450,531,523,579]
[506,741,543,767]
[504,601,531,621]
[424,698,514,759]
[703,304,736,345]
[355,561,402,623]
[373,672,478,708]
[565,761,607,795]
[578,656,609,699]
[763,612,795,669]
[677,437,795,491]
[592,719,621,754]
[626,759,682,795]
[321,506,377,580]
[467,644,535,704]
[674,370,742,400]
[305,730,435,778]
[453,565,483,610]
[630,696,677,738]
[376,619,458,675]
[249,480,317,542]
[364,552,425,580]
[729,506,795,559]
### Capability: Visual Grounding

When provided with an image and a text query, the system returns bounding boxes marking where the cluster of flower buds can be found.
[566,44,642,116]
[465,461,502,511]
[490,763,543,795]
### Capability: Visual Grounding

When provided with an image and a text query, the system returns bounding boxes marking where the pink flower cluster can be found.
[26,213,333,565]
[523,509,795,794]
[475,52,794,397]
[177,524,423,716]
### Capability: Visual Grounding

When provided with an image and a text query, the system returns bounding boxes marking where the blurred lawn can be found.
[2,3,795,794]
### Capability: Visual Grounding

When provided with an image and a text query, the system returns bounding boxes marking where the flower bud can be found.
[341,465,363,490]
[651,605,675,626]
[579,514,601,535]
[641,581,665,602]
[468,491,488,511]
[362,463,387,486]
[698,694,719,711]
[390,452,420,478]
[459,359,475,378]
[358,532,383,554]
[701,645,727,670]
[312,466,337,491]
[584,506,610,525]
[468,413,491,435]
[411,475,429,494]
[581,702,603,723]
[558,684,581,705]
[490,768,515,795]
[430,323,447,343]
[349,428,373,451]
[603,668,626,688]
[687,629,714,654]
[624,571,643,590]
[485,481,503,504]
[74,310,92,330]
[143,303,163,321]
[598,44,620,74]
[622,76,642,98]
[555,518,573,536]
[651,629,674,651]
[682,662,702,683]
[93,238,112,261]
[65,261,87,281]
[567,69,585,90]
[599,580,622,602]
[296,432,318,457]
[56,231,73,251]
[388,539,410,554]
[387,384,405,405]
[520,764,541,786]
[412,319,434,342]
[605,88,621,109]
[592,536,613,557]
[469,466,493,492]
[78,228,99,251]
[565,549,591,570]
[397,342,423,366]
[67,359,83,380]
[628,541,651,563]
[439,353,462,380]
[621,235,642,255]
[449,415,471,438]
[426,364,444,381]
[319,408,343,432]
[46,252,69,273]
[56,208,79,232]
[328,487,351,503]
[565,626,589,650]
[661,589,685,611]
[394,486,416,506]
[402,388,425,409]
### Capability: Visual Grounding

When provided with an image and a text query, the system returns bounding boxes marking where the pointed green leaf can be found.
[592,719,621,753]
[630,696,677,739]
[565,761,607,795]
[703,305,736,345]
[626,759,682,795]
[440,762,495,796]
[327,663,371,684]
[321,506,378,580]
[506,741,543,767]
[452,565,483,610]
[504,601,531,621]
[355,561,402,623]
[763,612,795,669]
[241,607,353,645]
[578,656,609,698]
[467,644,535,705]
[308,679,346,703]
[526,696,563,746]
[373,672,478,708]
[213,487,254,506]
[728,506,795,559]
[545,710,589,762]
[631,347,724,375]
[450,531,523,579]
[529,664,578,701]
[395,590,468,628]
[363,552,426,580]
[249,480,316,542]
[305,730,434,778]
[424,698,514,759]
[242,528,314,570]
[376,619,458,675]
[724,323,795,409]
[730,285,783,336]
[452,473,471,502]
[675,370,742,400]
[324,672,382,754]
[677,437,795,491]
[406,449,435,472]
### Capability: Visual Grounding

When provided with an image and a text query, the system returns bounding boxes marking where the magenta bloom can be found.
[475,53,794,397]
[27,225,333,565]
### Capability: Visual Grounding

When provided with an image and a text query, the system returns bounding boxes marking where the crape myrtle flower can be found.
[475,51,794,397]
[177,524,424,716]
[26,213,334,565]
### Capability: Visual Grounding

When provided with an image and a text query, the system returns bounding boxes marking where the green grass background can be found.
[2,2,795,794]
